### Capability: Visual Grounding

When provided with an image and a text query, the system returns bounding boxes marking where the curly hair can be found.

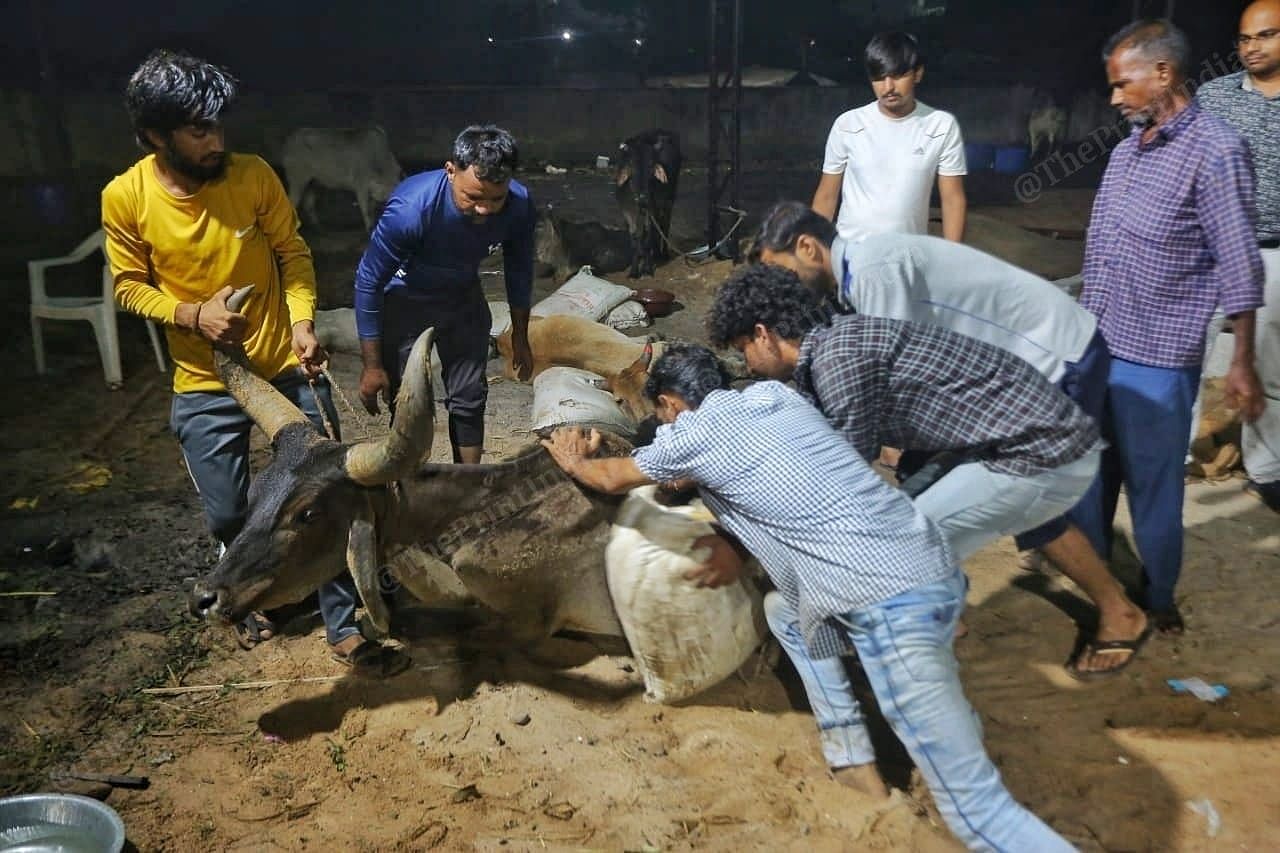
[125,50,237,151]
[705,263,832,349]
[643,343,732,408]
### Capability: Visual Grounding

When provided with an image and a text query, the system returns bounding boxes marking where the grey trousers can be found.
[170,370,360,645]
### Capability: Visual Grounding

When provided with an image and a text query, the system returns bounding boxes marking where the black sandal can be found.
[331,639,412,679]
[234,611,276,650]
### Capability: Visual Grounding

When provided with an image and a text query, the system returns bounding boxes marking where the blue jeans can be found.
[765,574,1072,852]
[171,370,360,645]
[1069,358,1200,611]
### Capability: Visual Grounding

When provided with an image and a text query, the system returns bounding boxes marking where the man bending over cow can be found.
[707,265,1150,682]
[103,51,407,676]
[750,200,1149,678]
[541,344,1073,851]
[354,125,535,463]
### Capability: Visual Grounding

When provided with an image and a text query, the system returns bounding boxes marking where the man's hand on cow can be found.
[198,284,250,345]
[1224,361,1266,422]
[683,533,745,589]
[359,366,392,415]
[291,321,328,378]
[510,331,533,382]
[540,426,603,471]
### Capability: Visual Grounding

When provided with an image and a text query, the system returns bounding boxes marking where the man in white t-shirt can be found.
[812,31,968,243]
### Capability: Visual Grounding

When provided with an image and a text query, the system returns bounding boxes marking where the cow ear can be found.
[616,164,633,187]
[641,341,653,368]
[653,164,668,184]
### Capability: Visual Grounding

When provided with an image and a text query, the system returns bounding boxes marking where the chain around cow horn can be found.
[345,327,437,486]
[211,284,312,442]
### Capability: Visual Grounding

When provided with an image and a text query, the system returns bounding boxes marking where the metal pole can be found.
[707,0,720,253]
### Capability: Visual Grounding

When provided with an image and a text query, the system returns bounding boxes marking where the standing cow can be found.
[281,126,404,232]
[1027,105,1068,161]
[615,130,682,279]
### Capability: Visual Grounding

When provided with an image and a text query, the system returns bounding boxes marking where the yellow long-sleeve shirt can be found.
[102,153,317,393]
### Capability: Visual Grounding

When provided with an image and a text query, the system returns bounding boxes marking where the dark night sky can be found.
[3,1,1245,94]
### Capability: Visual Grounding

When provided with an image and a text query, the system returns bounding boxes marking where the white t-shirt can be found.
[835,233,1096,383]
[822,101,967,243]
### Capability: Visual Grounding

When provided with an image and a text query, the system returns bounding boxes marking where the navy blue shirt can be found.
[354,169,535,339]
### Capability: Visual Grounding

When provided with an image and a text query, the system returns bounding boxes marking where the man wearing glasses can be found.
[1197,0,1280,513]
[1076,19,1266,635]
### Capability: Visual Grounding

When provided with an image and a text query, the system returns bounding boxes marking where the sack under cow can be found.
[606,486,767,704]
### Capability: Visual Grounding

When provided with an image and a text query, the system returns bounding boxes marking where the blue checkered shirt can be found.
[794,315,1100,477]
[632,382,957,658]
[1080,102,1265,368]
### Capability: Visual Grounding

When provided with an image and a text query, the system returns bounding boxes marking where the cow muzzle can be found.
[189,581,233,622]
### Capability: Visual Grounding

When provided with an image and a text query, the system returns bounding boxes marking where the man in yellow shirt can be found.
[102,50,408,677]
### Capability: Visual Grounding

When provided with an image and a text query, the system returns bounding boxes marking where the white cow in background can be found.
[1027,104,1068,159]
[281,126,403,232]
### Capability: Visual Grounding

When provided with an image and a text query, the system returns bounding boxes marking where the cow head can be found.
[189,316,436,635]
[610,340,658,421]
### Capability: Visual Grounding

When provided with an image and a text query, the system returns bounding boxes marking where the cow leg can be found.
[356,191,374,232]
[287,173,313,226]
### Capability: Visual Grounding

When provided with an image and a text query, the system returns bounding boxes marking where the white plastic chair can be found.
[29,230,166,388]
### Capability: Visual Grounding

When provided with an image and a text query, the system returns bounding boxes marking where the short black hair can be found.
[865,31,923,79]
[452,125,519,182]
[1102,18,1190,78]
[706,263,833,349]
[747,201,837,263]
[643,344,732,409]
[125,50,237,151]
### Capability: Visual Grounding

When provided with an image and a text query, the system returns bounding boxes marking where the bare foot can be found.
[832,764,890,800]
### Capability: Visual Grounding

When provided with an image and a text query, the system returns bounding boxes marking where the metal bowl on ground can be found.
[0,794,125,853]
[632,287,676,318]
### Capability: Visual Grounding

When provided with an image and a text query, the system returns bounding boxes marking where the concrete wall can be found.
[1,83,1048,179]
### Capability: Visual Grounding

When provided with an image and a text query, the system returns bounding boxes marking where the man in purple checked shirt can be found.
[1075,19,1267,635]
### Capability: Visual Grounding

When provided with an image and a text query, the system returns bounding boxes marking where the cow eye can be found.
[296,507,318,525]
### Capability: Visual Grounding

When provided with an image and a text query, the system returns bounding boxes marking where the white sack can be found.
[531,266,634,321]
[531,366,636,438]
[606,486,766,704]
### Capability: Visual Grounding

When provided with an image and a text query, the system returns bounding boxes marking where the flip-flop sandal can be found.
[332,640,412,679]
[1065,622,1154,682]
[234,612,276,650]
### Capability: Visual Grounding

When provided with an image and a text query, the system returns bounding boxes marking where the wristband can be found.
[192,302,203,335]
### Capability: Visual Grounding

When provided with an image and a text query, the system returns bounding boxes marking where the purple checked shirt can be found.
[1080,102,1265,368]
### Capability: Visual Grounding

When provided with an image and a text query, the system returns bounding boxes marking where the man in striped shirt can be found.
[1079,19,1266,633]
[541,344,1073,851]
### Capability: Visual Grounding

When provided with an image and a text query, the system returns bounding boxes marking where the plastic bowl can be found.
[632,288,676,318]
[0,793,125,853]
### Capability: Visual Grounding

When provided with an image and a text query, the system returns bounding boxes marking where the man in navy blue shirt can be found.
[354,125,535,464]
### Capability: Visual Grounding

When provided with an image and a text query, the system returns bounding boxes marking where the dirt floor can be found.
[2,174,1279,852]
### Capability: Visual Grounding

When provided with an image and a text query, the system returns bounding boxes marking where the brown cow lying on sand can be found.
[496,314,665,420]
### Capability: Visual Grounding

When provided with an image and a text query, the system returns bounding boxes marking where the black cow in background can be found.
[615,130,682,278]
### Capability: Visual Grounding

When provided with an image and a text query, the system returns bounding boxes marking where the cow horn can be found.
[211,287,311,442]
[345,327,436,485]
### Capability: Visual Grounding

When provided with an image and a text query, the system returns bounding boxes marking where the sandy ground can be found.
[2,180,1279,852]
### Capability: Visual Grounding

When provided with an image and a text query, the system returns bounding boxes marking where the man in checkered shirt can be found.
[747,200,1149,679]
[541,344,1073,851]
[1078,19,1266,634]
